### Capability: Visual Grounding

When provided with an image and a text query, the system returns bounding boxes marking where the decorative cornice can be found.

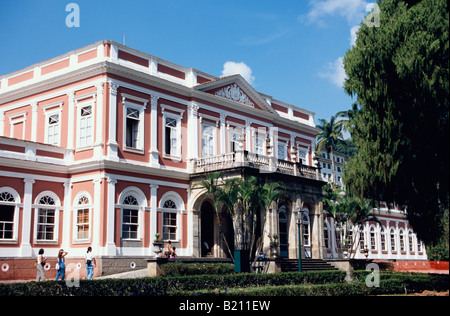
[214,83,254,107]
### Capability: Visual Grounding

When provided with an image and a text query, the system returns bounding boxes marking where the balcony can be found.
[192,150,319,180]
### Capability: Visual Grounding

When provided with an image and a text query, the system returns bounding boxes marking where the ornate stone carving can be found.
[214,83,254,107]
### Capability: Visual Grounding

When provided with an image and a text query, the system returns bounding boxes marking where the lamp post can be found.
[294,207,303,272]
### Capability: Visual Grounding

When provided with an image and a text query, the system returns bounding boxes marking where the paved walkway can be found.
[95,268,150,280]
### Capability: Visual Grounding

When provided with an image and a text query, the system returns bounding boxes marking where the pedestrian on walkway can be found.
[36,248,47,282]
[55,249,68,280]
[85,247,96,280]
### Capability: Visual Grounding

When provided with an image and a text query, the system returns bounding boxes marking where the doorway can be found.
[200,201,215,257]
[279,206,288,258]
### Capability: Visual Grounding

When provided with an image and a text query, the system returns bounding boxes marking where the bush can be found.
[0,270,447,296]
[160,262,234,276]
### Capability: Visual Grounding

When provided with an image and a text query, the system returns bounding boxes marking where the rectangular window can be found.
[126,108,140,148]
[255,135,264,155]
[0,205,14,240]
[202,124,215,157]
[37,208,55,240]
[78,105,93,148]
[122,209,139,239]
[277,141,286,160]
[76,209,90,240]
[47,114,60,146]
[163,212,177,240]
[165,117,179,156]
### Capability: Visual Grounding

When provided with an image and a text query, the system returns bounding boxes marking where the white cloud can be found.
[302,0,368,26]
[317,57,347,88]
[221,61,255,86]
[350,25,360,46]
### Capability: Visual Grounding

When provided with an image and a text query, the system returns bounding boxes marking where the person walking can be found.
[85,247,96,280]
[36,248,47,282]
[55,249,68,280]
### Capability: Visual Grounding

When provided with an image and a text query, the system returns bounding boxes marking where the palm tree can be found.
[316,115,346,184]
[196,172,234,261]
[336,102,360,133]
[196,173,285,272]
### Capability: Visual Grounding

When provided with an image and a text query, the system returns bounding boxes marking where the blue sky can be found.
[0,0,373,125]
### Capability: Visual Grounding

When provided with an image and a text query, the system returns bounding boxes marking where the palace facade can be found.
[0,41,426,279]
[0,40,328,278]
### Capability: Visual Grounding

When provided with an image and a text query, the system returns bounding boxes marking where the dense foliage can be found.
[0,270,447,296]
[342,0,449,244]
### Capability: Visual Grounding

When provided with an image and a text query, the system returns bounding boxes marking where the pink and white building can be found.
[0,40,328,278]
[0,41,427,279]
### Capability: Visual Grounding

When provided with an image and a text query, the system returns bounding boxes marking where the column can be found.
[245,120,252,151]
[93,81,104,158]
[61,181,72,251]
[21,178,35,256]
[107,81,119,161]
[105,177,117,255]
[150,184,159,256]
[150,95,160,168]
[220,113,227,155]
[92,178,102,251]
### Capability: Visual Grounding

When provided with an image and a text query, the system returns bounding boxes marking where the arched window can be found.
[159,192,184,242]
[369,225,377,251]
[162,199,177,241]
[119,187,147,241]
[0,189,19,241]
[122,195,139,240]
[74,194,92,241]
[359,226,366,251]
[408,229,415,253]
[380,226,387,252]
[399,228,405,252]
[36,194,59,241]
[390,227,396,252]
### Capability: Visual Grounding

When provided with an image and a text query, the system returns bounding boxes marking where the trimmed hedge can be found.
[160,262,234,276]
[0,271,447,296]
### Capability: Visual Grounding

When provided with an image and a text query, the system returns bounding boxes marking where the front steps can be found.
[280,258,338,272]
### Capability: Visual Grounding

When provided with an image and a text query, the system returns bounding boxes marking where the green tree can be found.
[316,115,346,184]
[343,0,449,244]
[322,184,380,258]
[195,173,285,272]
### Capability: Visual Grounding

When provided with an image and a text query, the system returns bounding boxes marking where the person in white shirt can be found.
[85,247,96,280]
[36,248,47,282]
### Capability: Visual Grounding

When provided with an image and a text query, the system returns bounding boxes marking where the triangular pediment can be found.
[195,75,278,115]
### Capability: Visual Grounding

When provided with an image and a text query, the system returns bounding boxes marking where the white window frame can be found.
[158,192,184,242]
[118,187,147,242]
[0,187,21,243]
[254,133,265,155]
[399,228,406,252]
[72,192,93,243]
[162,108,183,160]
[201,122,217,157]
[369,225,377,251]
[277,140,287,160]
[390,227,397,252]
[33,191,61,244]
[44,108,62,146]
[228,124,244,153]
[76,101,95,149]
[380,226,387,252]
[408,229,415,253]
[123,100,145,152]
